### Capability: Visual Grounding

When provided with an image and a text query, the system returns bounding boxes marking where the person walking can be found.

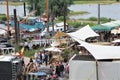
[55,61,60,77]
[59,62,64,78]
[44,53,48,66]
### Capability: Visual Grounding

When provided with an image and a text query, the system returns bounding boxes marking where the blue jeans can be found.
[60,71,64,78]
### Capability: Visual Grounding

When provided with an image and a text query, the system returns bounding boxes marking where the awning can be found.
[92,25,114,31]
[67,25,99,41]
[72,36,120,60]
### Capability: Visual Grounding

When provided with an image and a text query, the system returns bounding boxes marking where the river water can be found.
[0,5,29,16]
[68,4,120,20]
[0,4,120,20]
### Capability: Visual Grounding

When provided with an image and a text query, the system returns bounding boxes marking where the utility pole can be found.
[6,0,10,37]
[98,4,100,24]
[46,0,49,32]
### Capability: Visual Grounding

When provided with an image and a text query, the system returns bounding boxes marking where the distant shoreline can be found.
[0,1,23,6]
[1,1,120,6]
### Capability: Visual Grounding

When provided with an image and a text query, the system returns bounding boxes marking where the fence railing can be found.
[0,47,15,55]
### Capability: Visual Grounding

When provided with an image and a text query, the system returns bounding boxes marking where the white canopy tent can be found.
[101,20,120,28]
[69,55,120,80]
[71,36,120,60]
[67,25,99,41]
[69,26,120,80]
[69,37,120,80]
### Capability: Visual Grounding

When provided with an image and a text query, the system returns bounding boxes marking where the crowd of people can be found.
[20,50,69,80]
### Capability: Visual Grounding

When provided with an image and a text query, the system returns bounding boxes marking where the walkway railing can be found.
[0,47,15,55]
[28,38,72,47]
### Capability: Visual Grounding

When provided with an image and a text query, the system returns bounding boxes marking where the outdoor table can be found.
[26,71,47,80]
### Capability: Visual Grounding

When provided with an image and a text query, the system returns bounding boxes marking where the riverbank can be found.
[0,1,23,5]
[0,0,119,6]
[74,0,120,4]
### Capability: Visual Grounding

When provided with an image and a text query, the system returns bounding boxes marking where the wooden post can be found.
[23,2,26,16]
[64,2,67,32]
[96,60,99,80]
[14,9,19,48]
[64,6,66,32]
[46,0,49,32]
[6,0,10,37]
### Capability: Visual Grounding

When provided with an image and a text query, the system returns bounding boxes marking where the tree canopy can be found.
[26,0,73,17]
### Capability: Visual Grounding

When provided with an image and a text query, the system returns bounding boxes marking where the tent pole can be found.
[96,60,99,80]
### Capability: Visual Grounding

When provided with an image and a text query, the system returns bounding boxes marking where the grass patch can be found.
[24,47,42,58]
[69,11,89,16]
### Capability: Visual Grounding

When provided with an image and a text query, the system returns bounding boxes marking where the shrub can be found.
[58,16,69,21]
[100,17,111,23]
[0,14,7,21]
[88,17,97,21]
[68,22,82,28]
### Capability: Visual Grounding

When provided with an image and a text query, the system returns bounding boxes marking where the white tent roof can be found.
[0,55,15,61]
[101,20,120,27]
[111,28,120,34]
[112,39,120,43]
[67,25,99,41]
[44,47,62,52]
[71,36,120,60]
[56,22,68,27]
[0,30,7,35]
[51,41,60,47]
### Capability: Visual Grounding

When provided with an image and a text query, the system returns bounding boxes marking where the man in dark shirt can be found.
[59,62,64,77]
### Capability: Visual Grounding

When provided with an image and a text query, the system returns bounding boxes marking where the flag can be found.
[19,47,24,57]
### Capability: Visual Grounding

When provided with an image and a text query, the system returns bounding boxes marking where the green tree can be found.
[49,0,73,31]
[58,0,73,32]
[26,0,73,31]
[26,0,45,16]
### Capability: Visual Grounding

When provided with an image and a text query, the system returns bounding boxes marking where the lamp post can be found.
[6,0,10,37]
